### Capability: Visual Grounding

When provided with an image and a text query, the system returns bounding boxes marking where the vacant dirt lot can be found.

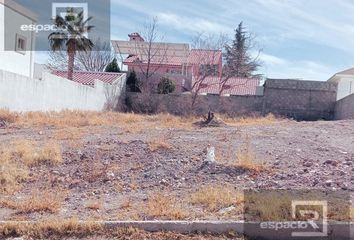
[0,110,353,238]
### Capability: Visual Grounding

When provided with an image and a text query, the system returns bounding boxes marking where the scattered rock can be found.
[303,161,313,167]
[159,179,169,186]
[78,151,88,160]
[340,183,348,190]
[206,146,216,163]
[106,172,115,178]
[312,179,319,186]
[338,150,348,154]
[324,160,338,166]
[325,180,333,187]
[0,120,7,128]
[273,160,281,166]
[218,206,236,214]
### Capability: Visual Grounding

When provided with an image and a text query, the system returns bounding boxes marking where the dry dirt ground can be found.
[0,111,353,239]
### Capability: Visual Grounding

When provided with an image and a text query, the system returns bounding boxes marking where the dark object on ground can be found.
[0,120,7,128]
[194,111,227,127]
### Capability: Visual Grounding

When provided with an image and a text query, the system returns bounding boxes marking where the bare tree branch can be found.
[130,17,169,93]
[190,33,227,107]
[47,39,115,72]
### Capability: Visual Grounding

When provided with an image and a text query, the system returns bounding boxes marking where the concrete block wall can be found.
[334,93,354,120]
[263,79,337,120]
[126,93,264,117]
[126,79,338,120]
[0,70,126,112]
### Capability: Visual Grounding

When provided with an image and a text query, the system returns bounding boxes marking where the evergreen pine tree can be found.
[126,71,140,92]
[105,58,120,72]
[224,22,261,78]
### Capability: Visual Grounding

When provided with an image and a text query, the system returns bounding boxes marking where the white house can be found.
[328,68,354,100]
[0,0,37,78]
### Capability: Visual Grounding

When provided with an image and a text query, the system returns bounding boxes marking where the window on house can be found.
[15,34,27,54]
[199,64,219,76]
[170,69,182,75]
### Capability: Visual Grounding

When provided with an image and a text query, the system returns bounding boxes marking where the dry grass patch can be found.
[119,113,194,133]
[0,152,28,193]
[148,114,195,129]
[147,137,173,152]
[1,109,283,130]
[17,111,94,128]
[234,136,267,172]
[0,220,240,239]
[245,191,350,222]
[0,109,18,124]
[144,194,188,220]
[0,190,65,214]
[120,198,132,210]
[190,186,243,212]
[11,139,62,166]
[0,217,102,239]
[85,199,103,211]
[53,127,85,141]
[224,113,283,126]
[11,110,195,130]
[245,191,292,221]
[37,141,63,165]
[53,127,85,149]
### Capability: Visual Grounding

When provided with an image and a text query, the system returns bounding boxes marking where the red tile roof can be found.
[187,49,222,65]
[123,49,222,66]
[337,67,354,75]
[123,55,187,67]
[194,77,260,95]
[52,71,123,86]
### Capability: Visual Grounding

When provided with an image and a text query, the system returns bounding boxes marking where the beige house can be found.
[0,0,37,77]
[328,68,354,100]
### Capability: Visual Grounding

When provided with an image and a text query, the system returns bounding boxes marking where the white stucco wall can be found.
[0,2,36,78]
[335,76,354,100]
[0,70,126,112]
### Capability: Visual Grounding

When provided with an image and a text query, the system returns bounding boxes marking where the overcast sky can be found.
[38,0,354,80]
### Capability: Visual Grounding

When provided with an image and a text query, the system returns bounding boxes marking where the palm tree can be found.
[49,8,94,80]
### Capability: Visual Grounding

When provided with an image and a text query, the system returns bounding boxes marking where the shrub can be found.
[126,71,140,92]
[157,77,175,94]
[105,58,120,72]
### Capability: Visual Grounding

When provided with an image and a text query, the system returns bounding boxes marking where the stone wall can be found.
[125,79,338,120]
[334,93,354,120]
